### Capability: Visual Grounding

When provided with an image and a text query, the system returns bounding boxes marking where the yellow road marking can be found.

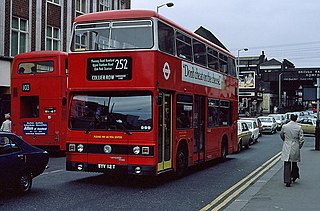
[200,152,281,211]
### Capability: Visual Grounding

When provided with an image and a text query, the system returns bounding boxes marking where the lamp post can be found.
[237,48,248,113]
[156,2,174,13]
[279,72,283,108]
[316,78,320,150]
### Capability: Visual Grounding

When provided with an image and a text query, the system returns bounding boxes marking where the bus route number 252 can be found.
[115,58,128,70]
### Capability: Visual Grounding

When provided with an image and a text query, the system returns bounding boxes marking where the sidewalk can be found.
[225,136,320,211]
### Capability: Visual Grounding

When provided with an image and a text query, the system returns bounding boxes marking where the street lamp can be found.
[156,2,174,13]
[316,78,320,150]
[278,72,283,108]
[237,48,249,76]
[237,48,248,113]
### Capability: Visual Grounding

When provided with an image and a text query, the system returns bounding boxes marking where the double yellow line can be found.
[201,152,281,211]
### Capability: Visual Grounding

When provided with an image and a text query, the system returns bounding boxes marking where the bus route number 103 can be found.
[22,83,31,92]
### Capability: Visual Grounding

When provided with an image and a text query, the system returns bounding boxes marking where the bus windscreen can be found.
[71,20,153,51]
[69,93,152,132]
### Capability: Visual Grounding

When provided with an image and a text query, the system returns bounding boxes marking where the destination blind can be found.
[87,57,132,81]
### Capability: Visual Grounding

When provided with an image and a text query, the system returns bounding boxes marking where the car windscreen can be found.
[243,122,253,129]
[259,118,272,122]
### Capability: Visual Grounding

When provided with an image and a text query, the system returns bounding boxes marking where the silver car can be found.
[268,114,286,130]
[257,116,277,134]
[238,119,260,143]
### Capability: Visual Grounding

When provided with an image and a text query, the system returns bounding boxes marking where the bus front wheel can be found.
[221,140,228,161]
[176,146,188,177]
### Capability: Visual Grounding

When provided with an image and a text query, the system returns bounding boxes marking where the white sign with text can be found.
[182,61,225,89]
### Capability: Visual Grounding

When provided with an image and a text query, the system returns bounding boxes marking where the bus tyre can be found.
[17,171,32,193]
[220,141,228,161]
[176,146,188,177]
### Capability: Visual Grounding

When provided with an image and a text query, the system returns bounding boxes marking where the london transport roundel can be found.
[163,62,170,80]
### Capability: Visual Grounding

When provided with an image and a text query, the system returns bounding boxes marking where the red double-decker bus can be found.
[11,51,68,151]
[66,10,238,176]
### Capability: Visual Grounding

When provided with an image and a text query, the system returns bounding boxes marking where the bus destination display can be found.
[87,57,132,81]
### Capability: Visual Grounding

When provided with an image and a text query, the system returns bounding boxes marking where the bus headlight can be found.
[77,144,84,152]
[142,147,150,155]
[77,164,84,171]
[134,166,142,174]
[104,145,112,154]
[133,146,140,155]
[69,144,76,152]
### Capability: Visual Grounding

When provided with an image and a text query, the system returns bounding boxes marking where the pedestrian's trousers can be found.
[284,161,299,184]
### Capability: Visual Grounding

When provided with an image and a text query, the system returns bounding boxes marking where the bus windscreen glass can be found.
[69,93,152,132]
[71,20,153,51]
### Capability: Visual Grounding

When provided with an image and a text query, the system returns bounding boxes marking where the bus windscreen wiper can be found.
[84,120,95,134]
[108,112,132,135]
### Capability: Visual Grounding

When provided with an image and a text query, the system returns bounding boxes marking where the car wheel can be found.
[238,140,242,152]
[245,139,251,149]
[17,172,32,193]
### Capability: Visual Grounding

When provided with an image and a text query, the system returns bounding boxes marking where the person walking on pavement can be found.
[280,114,304,187]
[1,113,11,132]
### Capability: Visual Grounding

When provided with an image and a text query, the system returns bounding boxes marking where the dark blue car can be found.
[0,132,49,193]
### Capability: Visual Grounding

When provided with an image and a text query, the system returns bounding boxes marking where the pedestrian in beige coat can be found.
[280,114,304,187]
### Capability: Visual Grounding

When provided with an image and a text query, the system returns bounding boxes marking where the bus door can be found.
[194,95,205,162]
[157,92,172,172]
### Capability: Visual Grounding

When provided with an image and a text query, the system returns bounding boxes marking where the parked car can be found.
[240,117,263,137]
[268,114,286,130]
[298,118,316,134]
[0,132,49,193]
[237,121,252,151]
[238,119,259,143]
[257,116,277,134]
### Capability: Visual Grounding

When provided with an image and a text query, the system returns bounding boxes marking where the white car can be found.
[257,116,277,134]
[237,121,252,151]
[268,114,286,130]
[238,119,259,143]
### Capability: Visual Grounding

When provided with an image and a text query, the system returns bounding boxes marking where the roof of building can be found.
[194,26,229,52]
[260,58,282,66]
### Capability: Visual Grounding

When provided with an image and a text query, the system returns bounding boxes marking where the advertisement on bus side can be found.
[23,122,48,135]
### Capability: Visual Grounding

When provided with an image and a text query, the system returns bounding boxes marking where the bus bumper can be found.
[66,161,156,176]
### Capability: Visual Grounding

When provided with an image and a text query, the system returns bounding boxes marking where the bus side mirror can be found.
[156,95,162,106]
[62,97,67,106]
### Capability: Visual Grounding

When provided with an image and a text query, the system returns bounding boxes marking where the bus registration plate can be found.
[98,164,116,170]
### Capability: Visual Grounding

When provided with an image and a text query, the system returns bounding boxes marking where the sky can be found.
[131,0,320,68]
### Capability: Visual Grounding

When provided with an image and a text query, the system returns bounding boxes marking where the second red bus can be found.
[11,51,68,151]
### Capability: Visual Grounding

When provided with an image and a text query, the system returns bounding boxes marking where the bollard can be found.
[316,120,320,150]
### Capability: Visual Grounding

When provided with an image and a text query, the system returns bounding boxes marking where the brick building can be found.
[0,0,131,120]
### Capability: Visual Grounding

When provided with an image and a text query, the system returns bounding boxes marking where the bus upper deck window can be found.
[18,61,54,74]
[158,21,174,55]
[18,67,25,74]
